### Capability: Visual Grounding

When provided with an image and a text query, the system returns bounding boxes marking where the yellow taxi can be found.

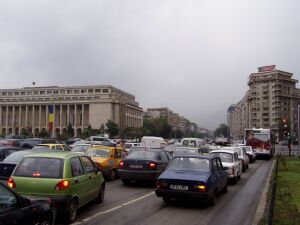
[86,145,127,181]
[34,144,71,151]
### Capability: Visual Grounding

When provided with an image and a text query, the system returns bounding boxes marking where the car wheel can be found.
[222,181,228,193]
[39,216,52,225]
[109,170,116,181]
[208,191,216,206]
[67,199,78,222]
[232,176,238,184]
[162,197,171,203]
[95,184,105,204]
[242,165,245,172]
[121,179,131,185]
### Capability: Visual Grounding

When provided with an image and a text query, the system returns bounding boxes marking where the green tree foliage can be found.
[105,120,119,137]
[142,118,172,138]
[214,124,230,138]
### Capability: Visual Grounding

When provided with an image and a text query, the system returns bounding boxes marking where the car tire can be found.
[232,176,238,184]
[222,181,228,193]
[208,191,216,206]
[109,170,116,181]
[39,216,52,225]
[95,184,105,204]
[162,197,171,203]
[67,199,78,222]
[121,179,131,185]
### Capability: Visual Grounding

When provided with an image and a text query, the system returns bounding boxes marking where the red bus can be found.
[244,128,275,159]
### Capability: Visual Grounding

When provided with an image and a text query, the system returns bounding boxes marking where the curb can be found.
[252,159,276,225]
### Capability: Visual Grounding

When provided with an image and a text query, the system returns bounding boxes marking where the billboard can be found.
[258,65,276,72]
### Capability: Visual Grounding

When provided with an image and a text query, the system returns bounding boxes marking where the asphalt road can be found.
[55,159,274,225]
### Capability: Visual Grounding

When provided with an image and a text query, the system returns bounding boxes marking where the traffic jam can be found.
[0,129,273,225]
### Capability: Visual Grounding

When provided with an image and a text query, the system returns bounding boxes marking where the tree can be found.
[214,124,230,138]
[105,120,119,137]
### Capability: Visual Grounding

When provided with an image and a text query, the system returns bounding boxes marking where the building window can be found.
[88,89,93,93]
[67,90,73,94]
[81,89,87,93]
[95,89,101,93]
[60,90,66,94]
[102,89,108,93]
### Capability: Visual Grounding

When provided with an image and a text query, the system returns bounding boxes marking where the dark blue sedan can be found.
[155,155,228,205]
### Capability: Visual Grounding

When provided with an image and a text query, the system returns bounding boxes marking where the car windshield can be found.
[234,148,242,155]
[14,157,63,178]
[210,152,233,162]
[71,145,90,152]
[168,157,210,172]
[243,146,252,153]
[126,151,157,160]
[32,146,50,151]
[87,149,110,158]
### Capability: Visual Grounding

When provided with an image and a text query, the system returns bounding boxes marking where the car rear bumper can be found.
[155,189,211,201]
[118,169,161,181]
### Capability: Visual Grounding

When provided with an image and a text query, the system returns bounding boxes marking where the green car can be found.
[7,151,105,222]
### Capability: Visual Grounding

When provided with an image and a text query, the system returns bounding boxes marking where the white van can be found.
[140,136,166,149]
[181,138,205,147]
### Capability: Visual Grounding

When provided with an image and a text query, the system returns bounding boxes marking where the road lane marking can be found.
[72,191,155,224]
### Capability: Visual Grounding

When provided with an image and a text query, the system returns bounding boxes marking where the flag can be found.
[48,105,54,132]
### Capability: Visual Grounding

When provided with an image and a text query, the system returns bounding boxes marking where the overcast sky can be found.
[0,0,299,130]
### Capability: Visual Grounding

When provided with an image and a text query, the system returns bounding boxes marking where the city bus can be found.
[244,128,275,159]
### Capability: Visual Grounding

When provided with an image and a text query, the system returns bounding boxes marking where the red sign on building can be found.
[258,65,276,72]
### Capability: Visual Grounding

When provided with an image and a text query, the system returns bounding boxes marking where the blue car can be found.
[155,155,228,205]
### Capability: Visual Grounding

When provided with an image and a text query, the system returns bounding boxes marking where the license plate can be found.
[129,164,143,168]
[170,185,188,191]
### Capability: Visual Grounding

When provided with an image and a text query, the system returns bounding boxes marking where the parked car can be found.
[118,149,172,184]
[7,152,105,222]
[209,150,242,184]
[241,146,256,163]
[34,144,71,151]
[0,147,25,162]
[155,155,228,205]
[0,183,56,225]
[223,147,249,172]
[86,146,127,181]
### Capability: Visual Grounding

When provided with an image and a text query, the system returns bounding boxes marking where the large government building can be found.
[228,65,300,139]
[0,85,143,137]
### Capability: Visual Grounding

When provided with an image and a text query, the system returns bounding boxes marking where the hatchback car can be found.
[209,150,242,184]
[223,147,249,172]
[35,144,71,151]
[0,183,56,225]
[86,146,127,181]
[155,155,228,205]
[8,152,105,222]
[118,149,172,184]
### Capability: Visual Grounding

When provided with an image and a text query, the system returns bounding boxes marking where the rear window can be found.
[126,151,157,160]
[71,145,90,152]
[168,157,210,172]
[210,152,233,162]
[14,157,63,178]
[86,149,110,158]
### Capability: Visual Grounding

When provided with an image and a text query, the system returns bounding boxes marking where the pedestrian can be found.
[288,136,292,156]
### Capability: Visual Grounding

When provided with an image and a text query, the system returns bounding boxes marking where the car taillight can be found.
[7,177,16,188]
[120,161,124,168]
[156,181,168,189]
[55,180,70,191]
[148,162,156,170]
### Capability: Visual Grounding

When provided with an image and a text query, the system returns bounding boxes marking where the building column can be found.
[25,105,28,128]
[32,105,35,136]
[12,106,15,133]
[46,105,49,131]
[67,104,70,126]
[5,106,8,134]
[0,106,2,133]
[38,105,42,131]
[18,106,22,130]
[52,105,55,137]
[60,105,63,135]
[74,104,77,137]
[81,104,84,131]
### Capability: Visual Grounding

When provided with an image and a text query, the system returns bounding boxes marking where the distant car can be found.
[0,147,24,162]
[70,144,91,154]
[0,183,56,225]
[118,149,172,184]
[155,155,228,205]
[209,150,242,184]
[34,144,71,151]
[8,152,105,222]
[19,138,65,149]
[223,147,249,172]
[86,146,127,181]
[279,140,288,145]
[124,143,140,153]
[241,146,256,163]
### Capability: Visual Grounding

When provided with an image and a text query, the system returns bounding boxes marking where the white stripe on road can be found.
[72,191,155,224]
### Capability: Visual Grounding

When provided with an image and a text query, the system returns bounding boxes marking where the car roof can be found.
[172,154,213,160]
[210,149,236,154]
[22,151,80,159]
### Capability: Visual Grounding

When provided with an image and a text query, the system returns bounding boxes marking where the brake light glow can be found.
[32,172,41,177]
[149,162,156,170]
[7,177,16,188]
[120,161,124,168]
[55,180,70,191]
[197,185,207,192]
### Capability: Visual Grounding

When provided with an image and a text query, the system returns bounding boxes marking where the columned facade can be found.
[0,85,143,137]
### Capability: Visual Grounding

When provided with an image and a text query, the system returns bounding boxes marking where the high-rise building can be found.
[228,65,300,139]
[0,85,143,137]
